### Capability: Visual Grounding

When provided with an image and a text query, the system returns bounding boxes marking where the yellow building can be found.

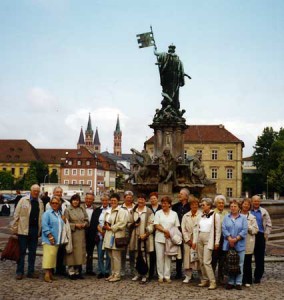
[145,125,244,198]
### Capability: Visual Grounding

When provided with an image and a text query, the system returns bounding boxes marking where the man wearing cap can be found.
[120,190,136,276]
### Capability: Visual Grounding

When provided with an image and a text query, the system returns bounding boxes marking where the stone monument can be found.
[125,27,216,198]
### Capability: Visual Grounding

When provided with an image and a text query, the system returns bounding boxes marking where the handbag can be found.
[225,247,241,276]
[135,239,148,275]
[1,235,20,262]
[115,237,128,248]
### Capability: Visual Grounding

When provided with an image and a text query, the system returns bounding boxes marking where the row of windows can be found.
[64,180,92,186]
[67,160,91,166]
[64,169,94,176]
[184,150,233,160]
[2,167,24,176]
[211,168,233,179]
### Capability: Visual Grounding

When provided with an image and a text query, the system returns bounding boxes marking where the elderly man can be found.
[172,188,191,279]
[83,192,97,275]
[121,190,136,276]
[251,195,272,283]
[12,184,44,280]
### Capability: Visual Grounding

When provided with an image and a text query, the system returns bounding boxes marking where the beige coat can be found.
[64,206,89,266]
[103,206,128,250]
[128,206,154,253]
[245,212,259,254]
[11,196,44,236]
[193,211,221,250]
[181,211,202,269]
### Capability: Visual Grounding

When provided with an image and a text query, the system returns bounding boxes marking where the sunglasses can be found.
[51,202,60,205]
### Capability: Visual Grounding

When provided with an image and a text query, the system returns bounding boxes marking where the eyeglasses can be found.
[51,202,60,205]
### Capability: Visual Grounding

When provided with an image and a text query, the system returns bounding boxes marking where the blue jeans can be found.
[16,226,38,275]
[228,250,245,285]
[97,239,110,275]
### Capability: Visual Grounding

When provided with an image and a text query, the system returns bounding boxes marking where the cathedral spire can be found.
[113,114,122,156]
[114,114,121,134]
[86,113,93,133]
[77,127,85,149]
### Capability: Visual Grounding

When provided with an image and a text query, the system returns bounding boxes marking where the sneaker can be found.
[109,275,121,282]
[141,277,147,284]
[198,280,209,287]
[132,275,140,281]
[245,283,251,287]
[165,278,172,283]
[158,278,163,283]
[16,274,23,280]
[183,276,192,283]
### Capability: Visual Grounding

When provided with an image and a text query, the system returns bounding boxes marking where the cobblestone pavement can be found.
[0,258,284,300]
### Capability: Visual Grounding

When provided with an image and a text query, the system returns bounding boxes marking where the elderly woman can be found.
[212,194,228,284]
[154,196,180,283]
[181,196,201,283]
[42,196,65,282]
[222,199,248,290]
[64,194,89,280]
[240,198,258,287]
[129,193,154,283]
[103,193,128,282]
[192,198,221,290]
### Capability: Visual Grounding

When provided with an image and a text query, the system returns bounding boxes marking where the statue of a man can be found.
[158,147,177,185]
[154,45,187,111]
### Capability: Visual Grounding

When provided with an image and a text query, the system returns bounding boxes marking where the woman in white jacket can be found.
[192,198,221,290]
[240,198,259,287]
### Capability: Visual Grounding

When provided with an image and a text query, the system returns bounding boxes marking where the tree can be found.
[29,161,49,184]
[0,171,14,190]
[23,165,38,190]
[253,127,278,178]
[49,169,58,183]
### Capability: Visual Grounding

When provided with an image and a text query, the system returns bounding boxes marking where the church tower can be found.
[113,115,122,156]
[77,127,85,149]
[85,113,94,152]
[94,127,101,153]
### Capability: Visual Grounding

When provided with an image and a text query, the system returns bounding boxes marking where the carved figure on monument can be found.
[191,152,213,185]
[154,44,187,111]
[158,147,178,185]
[125,148,152,183]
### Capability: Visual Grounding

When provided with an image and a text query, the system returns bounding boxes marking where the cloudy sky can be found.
[1,0,283,157]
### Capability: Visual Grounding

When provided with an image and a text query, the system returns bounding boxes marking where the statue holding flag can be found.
[137,27,191,115]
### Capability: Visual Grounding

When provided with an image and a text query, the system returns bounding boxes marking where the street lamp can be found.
[43,174,49,192]
[266,175,269,200]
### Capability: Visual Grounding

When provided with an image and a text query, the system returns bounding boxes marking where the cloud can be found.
[27,87,59,112]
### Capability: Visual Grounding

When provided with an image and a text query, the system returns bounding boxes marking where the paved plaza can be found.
[1,215,284,300]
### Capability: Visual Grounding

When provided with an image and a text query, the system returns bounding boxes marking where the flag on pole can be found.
[136,32,154,48]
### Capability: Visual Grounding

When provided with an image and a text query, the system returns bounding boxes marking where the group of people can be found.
[11,184,272,290]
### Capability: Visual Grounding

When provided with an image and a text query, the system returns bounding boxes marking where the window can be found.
[88,169,92,176]
[77,160,81,166]
[64,180,69,184]
[86,161,90,166]
[68,161,72,165]
[11,168,15,175]
[184,150,187,160]
[72,180,77,185]
[211,150,218,160]
[211,168,218,179]
[79,180,84,185]
[227,187,233,197]
[19,167,24,176]
[227,150,233,160]
[2,167,6,171]
[87,180,92,187]
[64,169,69,175]
[227,168,233,179]
[72,169,77,175]
[80,169,85,176]
[197,149,203,156]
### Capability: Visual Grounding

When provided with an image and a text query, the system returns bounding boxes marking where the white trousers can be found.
[155,241,172,280]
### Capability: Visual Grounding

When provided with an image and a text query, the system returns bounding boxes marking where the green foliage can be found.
[253,127,278,178]
[49,169,58,183]
[115,174,124,190]
[29,161,49,184]
[252,127,284,195]
[0,171,14,190]
[23,165,38,190]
